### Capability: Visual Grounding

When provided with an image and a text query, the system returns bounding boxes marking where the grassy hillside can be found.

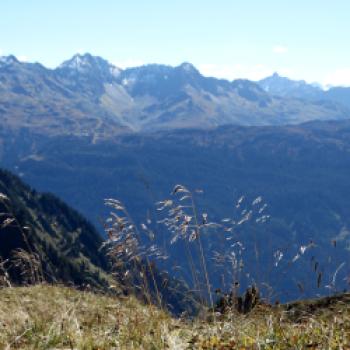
[0,168,111,289]
[0,285,349,349]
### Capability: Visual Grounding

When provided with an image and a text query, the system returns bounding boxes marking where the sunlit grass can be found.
[0,285,349,349]
[0,285,179,349]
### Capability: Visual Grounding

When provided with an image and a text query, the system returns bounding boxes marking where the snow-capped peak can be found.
[0,55,19,67]
[178,62,199,74]
[59,53,98,71]
[110,66,122,78]
[58,53,122,79]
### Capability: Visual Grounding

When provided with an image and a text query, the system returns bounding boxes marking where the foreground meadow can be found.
[0,285,349,349]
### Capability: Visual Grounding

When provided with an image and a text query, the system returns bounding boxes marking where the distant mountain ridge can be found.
[258,72,350,109]
[258,73,323,99]
[1,53,350,138]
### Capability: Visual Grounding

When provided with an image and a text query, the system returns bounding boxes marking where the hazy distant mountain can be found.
[258,73,323,99]
[325,87,350,109]
[0,54,129,138]
[56,53,122,96]
[0,53,349,138]
[258,72,350,110]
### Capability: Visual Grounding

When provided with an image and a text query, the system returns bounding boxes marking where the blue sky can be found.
[1,0,350,86]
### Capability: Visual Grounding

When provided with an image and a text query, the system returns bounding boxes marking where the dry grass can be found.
[2,187,350,349]
[0,285,183,349]
[187,300,350,349]
[0,285,350,349]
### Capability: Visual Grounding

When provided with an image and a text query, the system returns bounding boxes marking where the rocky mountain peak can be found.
[58,53,122,79]
[178,62,200,74]
[0,55,19,67]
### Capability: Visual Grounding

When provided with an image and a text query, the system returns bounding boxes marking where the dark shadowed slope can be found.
[2,120,350,302]
[0,168,110,288]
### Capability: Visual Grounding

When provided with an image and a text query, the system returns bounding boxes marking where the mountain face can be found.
[258,73,323,99]
[325,87,350,109]
[258,73,350,109]
[0,54,129,138]
[0,54,349,138]
[0,168,110,288]
[59,53,121,78]
[56,53,122,97]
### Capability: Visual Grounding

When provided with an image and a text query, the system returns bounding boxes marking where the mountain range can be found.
[1,53,350,139]
[258,72,350,109]
[1,53,350,302]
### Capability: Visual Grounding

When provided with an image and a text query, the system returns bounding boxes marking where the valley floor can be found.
[0,285,349,349]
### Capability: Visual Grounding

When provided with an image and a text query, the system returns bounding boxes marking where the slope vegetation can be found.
[0,285,349,349]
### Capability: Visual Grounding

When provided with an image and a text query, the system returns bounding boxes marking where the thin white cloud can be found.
[18,55,28,62]
[273,46,288,54]
[322,68,350,88]
[76,48,85,54]
[112,59,145,69]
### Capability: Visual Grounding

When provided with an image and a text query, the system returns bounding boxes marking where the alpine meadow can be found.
[1,1,350,349]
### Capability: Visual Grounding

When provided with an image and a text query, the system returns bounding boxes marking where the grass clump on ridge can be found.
[1,284,350,349]
[0,284,182,349]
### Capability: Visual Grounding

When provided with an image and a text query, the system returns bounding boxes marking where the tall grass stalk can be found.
[104,199,163,309]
